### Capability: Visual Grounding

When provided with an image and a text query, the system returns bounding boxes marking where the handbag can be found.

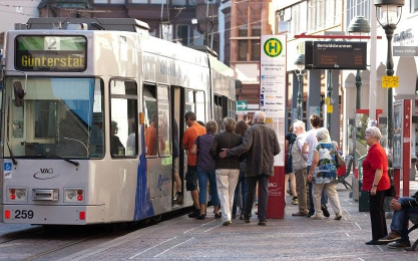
[385,171,396,198]
[335,152,345,169]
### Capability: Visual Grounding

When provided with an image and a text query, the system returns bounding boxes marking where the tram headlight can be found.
[7,188,27,202]
[65,189,84,202]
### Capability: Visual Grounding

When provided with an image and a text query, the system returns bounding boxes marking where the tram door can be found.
[172,87,184,206]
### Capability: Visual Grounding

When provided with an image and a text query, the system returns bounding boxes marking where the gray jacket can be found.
[226,122,280,177]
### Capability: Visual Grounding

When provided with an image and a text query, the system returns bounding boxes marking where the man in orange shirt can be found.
[182,111,206,217]
[145,114,157,156]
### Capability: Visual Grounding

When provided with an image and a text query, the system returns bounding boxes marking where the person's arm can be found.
[190,144,197,155]
[391,196,418,211]
[370,169,383,196]
[210,136,219,159]
[182,130,189,150]
[302,142,309,154]
[273,132,280,156]
[225,128,253,157]
[307,151,319,182]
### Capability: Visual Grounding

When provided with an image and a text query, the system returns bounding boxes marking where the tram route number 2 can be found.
[13,210,34,219]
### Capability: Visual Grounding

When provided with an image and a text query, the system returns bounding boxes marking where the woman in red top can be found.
[362,126,390,245]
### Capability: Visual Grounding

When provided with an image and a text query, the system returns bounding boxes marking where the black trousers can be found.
[244,174,270,222]
[369,190,388,241]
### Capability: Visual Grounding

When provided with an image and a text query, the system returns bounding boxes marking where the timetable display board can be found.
[15,36,87,72]
[305,41,367,70]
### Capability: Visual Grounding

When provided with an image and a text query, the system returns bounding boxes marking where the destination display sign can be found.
[15,36,87,72]
[305,41,367,70]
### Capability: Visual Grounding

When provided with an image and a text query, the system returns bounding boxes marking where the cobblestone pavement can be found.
[54,180,418,261]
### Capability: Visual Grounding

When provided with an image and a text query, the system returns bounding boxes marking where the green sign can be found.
[263,38,283,58]
[236,100,248,111]
[15,36,87,72]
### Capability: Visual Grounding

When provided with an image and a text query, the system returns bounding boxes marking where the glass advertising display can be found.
[355,112,369,164]
[393,101,403,169]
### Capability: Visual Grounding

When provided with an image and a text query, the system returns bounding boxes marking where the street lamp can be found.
[348,16,371,109]
[374,0,404,162]
[294,54,305,120]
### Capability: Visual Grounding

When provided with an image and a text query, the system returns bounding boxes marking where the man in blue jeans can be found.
[378,192,418,249]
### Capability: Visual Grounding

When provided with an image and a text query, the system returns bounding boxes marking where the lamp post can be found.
[294,54,305,120]
[374,0,404,162]
[326,69,333,130]
[348,16,371,109]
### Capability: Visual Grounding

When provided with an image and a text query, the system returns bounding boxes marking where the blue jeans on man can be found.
[391,197,418,242]
[232,170,248,218]
[307,166,328,216]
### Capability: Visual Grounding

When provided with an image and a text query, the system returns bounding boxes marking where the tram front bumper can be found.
[1,204,106,225]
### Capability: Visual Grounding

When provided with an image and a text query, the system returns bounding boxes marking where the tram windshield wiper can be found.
[24,142,79,167]
[44,155,80,167]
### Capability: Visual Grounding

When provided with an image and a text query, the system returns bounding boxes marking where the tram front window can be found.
[4,77,104,159]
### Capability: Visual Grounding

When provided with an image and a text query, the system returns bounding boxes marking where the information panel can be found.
[305,41,367,70]
[15,36,87,72]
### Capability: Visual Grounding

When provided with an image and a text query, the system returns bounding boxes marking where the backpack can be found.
[291,136,307,172]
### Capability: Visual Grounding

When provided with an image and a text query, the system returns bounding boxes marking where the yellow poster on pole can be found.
[382,76,399,88]
[327,105,333,113]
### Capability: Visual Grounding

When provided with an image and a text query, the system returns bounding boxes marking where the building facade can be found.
[276,0,343,143]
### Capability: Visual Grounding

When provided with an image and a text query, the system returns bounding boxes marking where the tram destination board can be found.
[305,41,367,70]
[15,35,87,72]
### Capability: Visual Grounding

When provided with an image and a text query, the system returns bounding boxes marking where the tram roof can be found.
[24,18,150,33]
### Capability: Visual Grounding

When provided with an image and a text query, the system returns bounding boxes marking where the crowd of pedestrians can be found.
[182,111,279,226]
[180,112,418,250]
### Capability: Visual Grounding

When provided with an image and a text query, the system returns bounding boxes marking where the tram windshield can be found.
[4,77,104,159]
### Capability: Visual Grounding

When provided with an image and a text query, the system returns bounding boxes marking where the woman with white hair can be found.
[361,126,390,245]
[307,128,342,220]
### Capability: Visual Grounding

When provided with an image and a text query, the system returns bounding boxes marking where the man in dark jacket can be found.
[219,111,280,226]
[378,192,418,249]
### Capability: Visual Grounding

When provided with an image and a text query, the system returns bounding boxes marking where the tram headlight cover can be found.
[65,189,84,202]
[7,188,27,202]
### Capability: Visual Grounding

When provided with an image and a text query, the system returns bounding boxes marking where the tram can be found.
[0,18,236,225]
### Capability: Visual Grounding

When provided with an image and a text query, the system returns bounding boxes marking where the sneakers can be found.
[387,240,411,249]
[222,221,232,226]
[379,231,401,243]
[292,198,298,205]
[292,211,308,217]
[334,214,343,220]
[258,220,267,226]
[321,205,330,218]
[173,195,183,205]
[310,214,324,220]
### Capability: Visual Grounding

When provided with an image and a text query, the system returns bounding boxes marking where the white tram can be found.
[0,18,236,225]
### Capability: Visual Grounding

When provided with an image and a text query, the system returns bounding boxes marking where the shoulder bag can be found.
[291,136,307,172]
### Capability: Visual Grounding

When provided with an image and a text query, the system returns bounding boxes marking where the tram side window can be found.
[143,85,157,157]
[185,90,205,124]
[214,95,222,129]
[90,79,105,157]
[158,85,171,156]
[185,89,194,113]
[195,91,205,123]
[110,79,138,157]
